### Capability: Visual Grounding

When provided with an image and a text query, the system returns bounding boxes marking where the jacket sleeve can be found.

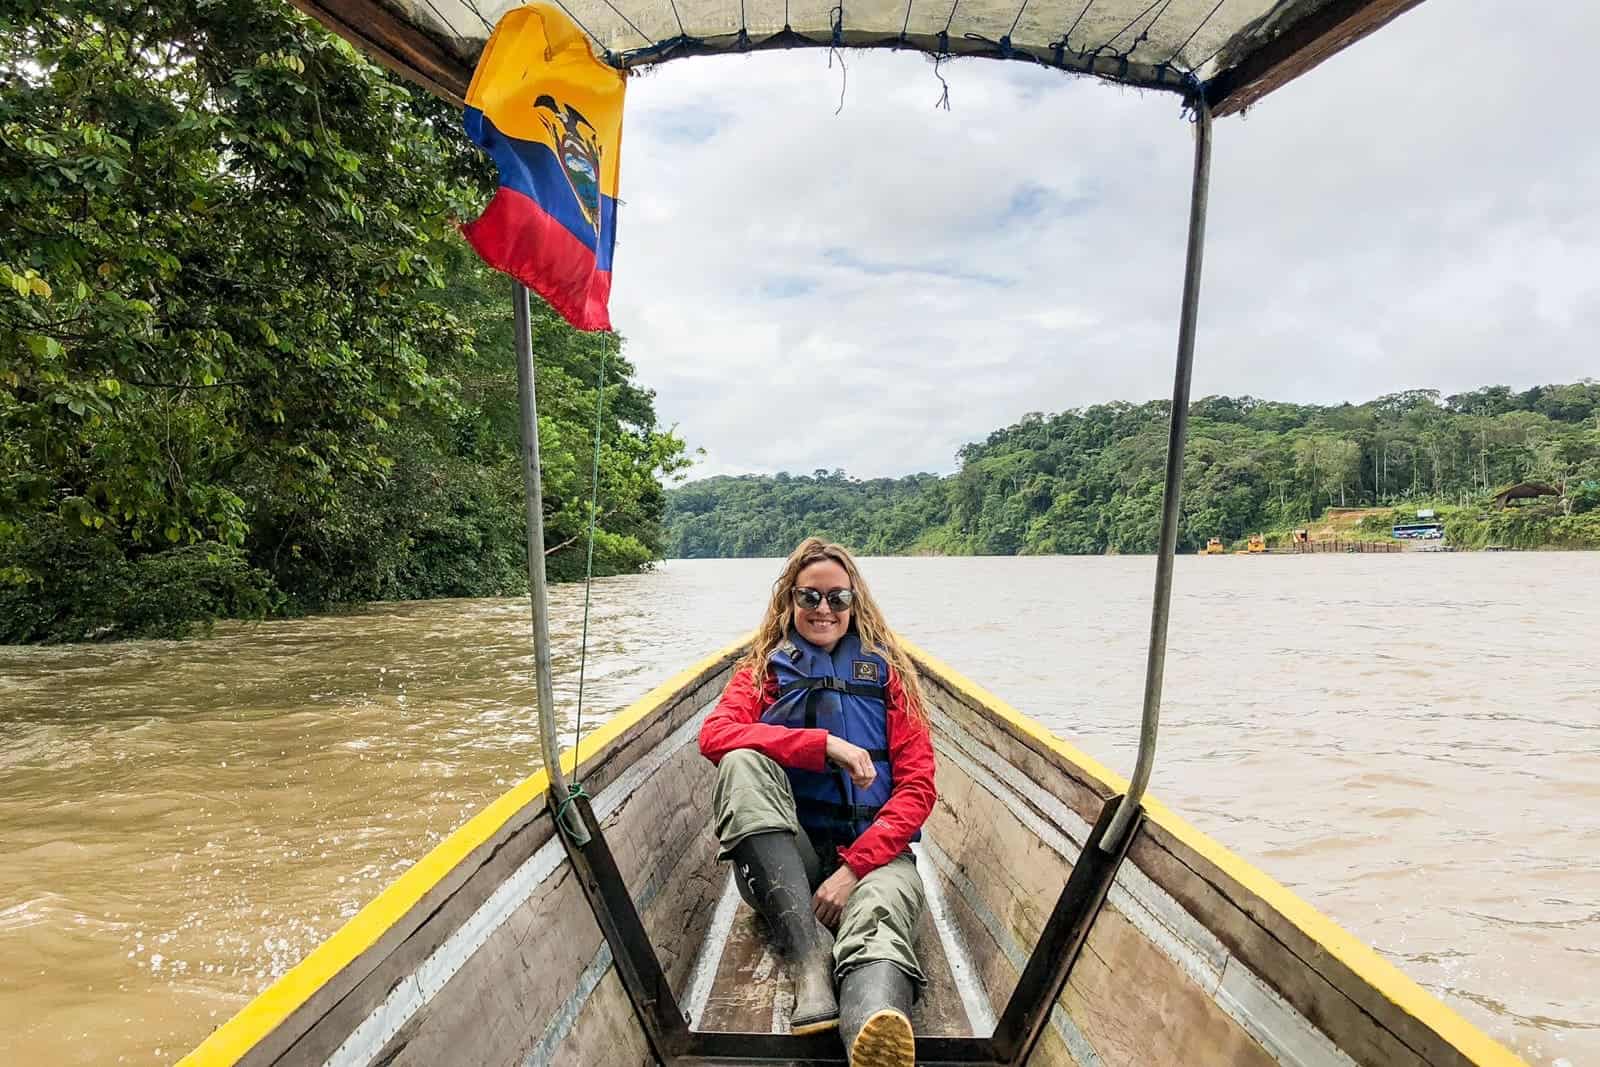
[698,665,830,772]
[837,670,938,878]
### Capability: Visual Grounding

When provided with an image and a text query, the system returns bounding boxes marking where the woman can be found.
[699,538,936,1067]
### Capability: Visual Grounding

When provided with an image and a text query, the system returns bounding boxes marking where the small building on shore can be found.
[1491,482,1560,510]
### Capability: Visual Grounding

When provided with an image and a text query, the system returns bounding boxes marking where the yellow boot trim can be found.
[791,1014,840,1036]
[849,1008,915,1067]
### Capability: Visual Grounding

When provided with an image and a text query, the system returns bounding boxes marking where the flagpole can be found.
[514,281,589,844]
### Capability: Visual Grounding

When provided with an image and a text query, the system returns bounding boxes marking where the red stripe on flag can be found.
[461,187,613,332]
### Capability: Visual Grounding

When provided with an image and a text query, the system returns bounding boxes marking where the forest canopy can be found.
[1,0,690,641]
[666,383,1600,558]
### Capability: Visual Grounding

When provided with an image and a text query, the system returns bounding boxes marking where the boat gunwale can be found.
[903,637,1526,1067]
[177,635,748,1067]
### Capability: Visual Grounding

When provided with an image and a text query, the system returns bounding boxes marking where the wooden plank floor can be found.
[694,885,980,1038]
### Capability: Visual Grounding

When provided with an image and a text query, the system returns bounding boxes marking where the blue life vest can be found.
[761,630,917,848]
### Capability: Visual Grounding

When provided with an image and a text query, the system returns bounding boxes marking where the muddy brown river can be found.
[1,553,1596,1065]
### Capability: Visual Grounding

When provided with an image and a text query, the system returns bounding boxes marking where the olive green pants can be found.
[712,748,927,987]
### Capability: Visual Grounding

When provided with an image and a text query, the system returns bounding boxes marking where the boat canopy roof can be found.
[290,0,1422,113]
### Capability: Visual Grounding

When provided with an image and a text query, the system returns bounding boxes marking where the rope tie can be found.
[1130,0,1176,53]
[556,781,592,832]
[1180,87,1203,122]
[1104,0,1160,49]
[1060,0,1094,52]
[828,44,849,113]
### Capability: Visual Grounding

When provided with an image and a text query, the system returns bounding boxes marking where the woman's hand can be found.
[812,864,860,929]
[825,735,877,790]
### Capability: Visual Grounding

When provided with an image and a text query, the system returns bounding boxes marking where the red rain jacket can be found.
[699,663,937,878]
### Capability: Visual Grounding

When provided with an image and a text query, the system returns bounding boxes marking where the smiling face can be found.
[791,558,852,652]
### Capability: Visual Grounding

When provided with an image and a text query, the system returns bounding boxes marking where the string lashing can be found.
[570,344,608,788]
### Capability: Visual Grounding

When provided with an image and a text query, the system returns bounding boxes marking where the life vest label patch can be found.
[852,660,880,683]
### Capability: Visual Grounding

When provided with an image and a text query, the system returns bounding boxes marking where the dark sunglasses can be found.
[793,586,854,612]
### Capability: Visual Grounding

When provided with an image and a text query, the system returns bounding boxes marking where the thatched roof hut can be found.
[1491,482,1560,509]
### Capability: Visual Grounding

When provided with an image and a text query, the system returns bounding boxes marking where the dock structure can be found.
[1284,539,1405,554]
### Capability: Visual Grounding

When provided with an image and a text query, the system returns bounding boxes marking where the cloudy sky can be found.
[605,2,1598,480]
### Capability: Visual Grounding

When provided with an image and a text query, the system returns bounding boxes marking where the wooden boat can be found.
[175,1,1532,1063]
[181,636,1522,1066]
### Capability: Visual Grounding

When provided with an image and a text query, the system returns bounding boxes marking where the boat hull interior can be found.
[181,640,1521,1067]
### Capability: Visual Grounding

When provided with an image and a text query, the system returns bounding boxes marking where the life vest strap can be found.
[820,748,889,765]
[797,798,883,825]
[777,677,885,700]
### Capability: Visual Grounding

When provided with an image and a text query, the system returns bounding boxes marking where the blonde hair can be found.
[739,538,929,729]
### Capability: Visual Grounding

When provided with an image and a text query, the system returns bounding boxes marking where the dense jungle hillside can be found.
[666,383,1600,558]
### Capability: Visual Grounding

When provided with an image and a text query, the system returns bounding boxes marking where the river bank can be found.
[1246,503,1600,553]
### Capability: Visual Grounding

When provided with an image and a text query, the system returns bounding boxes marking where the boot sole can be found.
[850,1008,915,1066]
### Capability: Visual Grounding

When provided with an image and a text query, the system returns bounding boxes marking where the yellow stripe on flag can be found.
[465,4,624,199]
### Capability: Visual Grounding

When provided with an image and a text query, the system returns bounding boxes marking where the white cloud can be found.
[607,2,1600,480]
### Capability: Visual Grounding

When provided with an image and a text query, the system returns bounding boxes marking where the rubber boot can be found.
[730,831,839,1035]
[839,961,916,1067]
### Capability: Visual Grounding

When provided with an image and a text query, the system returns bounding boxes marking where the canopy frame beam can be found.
[290,0,1425,116]
[287,0,470,102]
[1206,0,1426,116]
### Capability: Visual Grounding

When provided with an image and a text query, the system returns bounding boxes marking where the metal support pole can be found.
[989,795,1143,1064]
[514,282,589,845]
[1101,97,1212,854]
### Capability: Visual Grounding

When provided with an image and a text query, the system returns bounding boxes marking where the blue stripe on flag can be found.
[464,107,617,272]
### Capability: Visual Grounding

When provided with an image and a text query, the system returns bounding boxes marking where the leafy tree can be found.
[2,0,688,641]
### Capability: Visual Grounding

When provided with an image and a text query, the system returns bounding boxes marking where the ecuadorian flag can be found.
[462,5,624,332]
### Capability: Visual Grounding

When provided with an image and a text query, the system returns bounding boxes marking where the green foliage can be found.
[1570,481,1600,515]
[2,0,688,641]
[666,470,945,559]
[667,383,1600,558]
[1443,505,1600,551]
[0,517,280,642]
